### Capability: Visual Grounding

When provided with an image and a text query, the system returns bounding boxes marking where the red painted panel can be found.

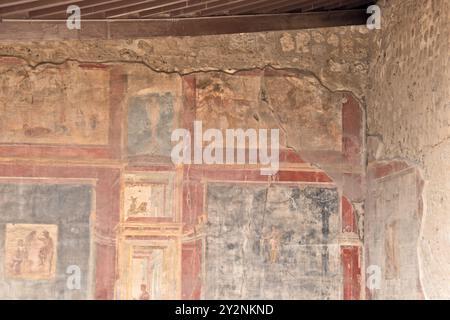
[341,246,361,300]
[182,240,202,300]
[342,196,356,233]
[276,170,333,183]
[95,244,116,300]
[185,166,333,183]
[183,181,204,226]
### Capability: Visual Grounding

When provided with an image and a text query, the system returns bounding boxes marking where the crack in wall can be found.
[0,53,364,181]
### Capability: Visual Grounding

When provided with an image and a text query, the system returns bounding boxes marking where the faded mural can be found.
[366,164,423,300]
[0,61,110,145]
[0,183,93,300]
[5,224,58,280]
[0,53,364,300]
[128,92,175,158]
[205,184,341,299]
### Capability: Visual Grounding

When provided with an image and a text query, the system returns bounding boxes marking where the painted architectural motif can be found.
[0,58,364,300]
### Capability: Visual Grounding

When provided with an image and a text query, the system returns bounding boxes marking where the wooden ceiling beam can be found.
[0,10,368,40]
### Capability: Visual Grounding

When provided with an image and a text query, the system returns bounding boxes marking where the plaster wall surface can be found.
[367,0,450,299]
[0,25,370,299]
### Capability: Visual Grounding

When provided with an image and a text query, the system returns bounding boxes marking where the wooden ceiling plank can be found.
[227,0,298,15]
[79,0,156,17]
[29,0,125,18]
[106,0,187,18]
[231,0,309,15]
[293,0,368,12]
[138,2,190,17]
[168,0,224,17]
[198,0,255,16]
[0,1,39,9]
[185,0,207,5]
[0,0,82,17]
[170,0,256,18]
[323,0,373,10]
[307,0,353,11]
[168,2,206,17]
[200,0,272,16]
[269,0,336,13]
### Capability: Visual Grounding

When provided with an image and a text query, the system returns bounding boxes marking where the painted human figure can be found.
[11,239,27,275]
[385,221,399,279]
[268,226,281,263]
[38,230,54,272]
[139,284,150,300]
[260,226,281,264]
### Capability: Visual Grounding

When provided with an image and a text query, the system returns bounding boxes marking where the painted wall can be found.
[0,183,93,299]
[0,26,368,299]
[205,184,341,299]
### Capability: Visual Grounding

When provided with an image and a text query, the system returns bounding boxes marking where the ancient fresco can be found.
[130,246,164,300]
[366,167,423,299]
[127,92,175,158]
[205,183,342,299]
[124,173,175,219]
[0,60,110,145]
[263,75,343,152]
[125,183,166,218]
[194,72,344,151]
[0,183,93,300]
[116,237,180,300]
[195,73,262,130]
[0,60,364,300]
[117,172,180,300]
[5,224,57,280]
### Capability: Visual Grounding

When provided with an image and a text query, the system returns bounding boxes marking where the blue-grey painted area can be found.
[127,92,174,157]
[0,183,93,300]
[205,183,342,299]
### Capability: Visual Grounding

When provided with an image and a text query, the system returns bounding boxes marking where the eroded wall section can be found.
[367,0,450,299]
